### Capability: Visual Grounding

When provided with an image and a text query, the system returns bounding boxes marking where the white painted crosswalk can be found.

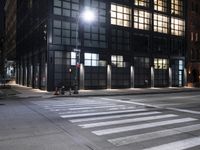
[108,124,200,146]
[92,118,197,136]
[32,99,200,150]
[143,137,200,150]
[79,114,178,128]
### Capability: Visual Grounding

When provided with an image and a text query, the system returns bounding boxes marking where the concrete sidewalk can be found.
[1,84,200,98]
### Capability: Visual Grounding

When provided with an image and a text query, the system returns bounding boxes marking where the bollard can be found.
[69,87,72,95]
[60,86,65,95]
[54,87,59,95]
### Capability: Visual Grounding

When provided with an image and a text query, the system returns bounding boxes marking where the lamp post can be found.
[74,8,95,94]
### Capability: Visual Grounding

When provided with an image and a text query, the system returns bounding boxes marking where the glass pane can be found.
[85,53,91,59]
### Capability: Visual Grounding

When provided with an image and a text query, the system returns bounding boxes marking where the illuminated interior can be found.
[111,3,132,27]
[134,9,151,30]
[154,0,167,12]
[171,0,183,16]
[154,58,169,69]
[171,17,185,36]
[154,13,168,34]
[135,0,150,7]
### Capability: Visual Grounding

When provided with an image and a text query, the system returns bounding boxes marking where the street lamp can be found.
[74,8,96,94]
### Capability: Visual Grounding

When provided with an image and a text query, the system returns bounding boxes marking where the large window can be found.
[135,0,150,7]
[154,0,167,12]
[53,0,79,18]
[133,34,149,52]
[111,3,132,27]
[84,25,107,48]
[154,14,168,34]
[84,53,99,67]
[134,9,151,30]
[154,58,169,70]
[171,0,183,16]
[84,53,106,67]
[171,18,185,36]
[112,29,130,51]
[53,20,77,45]
[111,55,126,68]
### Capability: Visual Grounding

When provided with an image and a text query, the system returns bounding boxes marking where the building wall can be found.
[16,0,48,89]
[16,0,187,91]
[187,0,200,87]
[5,0,17,61]
[47,0,186,91]
[0,0,5,77]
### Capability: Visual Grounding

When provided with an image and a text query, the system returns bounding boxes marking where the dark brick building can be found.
[187,0,200,87]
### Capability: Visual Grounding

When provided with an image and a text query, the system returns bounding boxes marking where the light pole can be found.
[74,8,95,94]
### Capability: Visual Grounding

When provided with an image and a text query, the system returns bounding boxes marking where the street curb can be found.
[50,88,200,98]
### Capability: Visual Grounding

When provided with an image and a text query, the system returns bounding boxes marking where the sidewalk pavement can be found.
[0,84,200,99]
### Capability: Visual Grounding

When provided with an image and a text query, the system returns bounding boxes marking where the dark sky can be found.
[0,0,6,34]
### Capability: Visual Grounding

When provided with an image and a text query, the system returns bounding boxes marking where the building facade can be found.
[4,0,17,79]
[16,0,187,91]
[0,0,6,78]
[187,0,200,87]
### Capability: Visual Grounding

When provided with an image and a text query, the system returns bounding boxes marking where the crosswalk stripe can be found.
[70,111,161,123]
[44,103,112,108]
[108,124,200,146]
[60,109,147,118]
[68,105,127,110]
[79,114,178,128]
[92,118,197,136]
[59,107,140,114]
[143,136,200,150]
[47,105,128,112]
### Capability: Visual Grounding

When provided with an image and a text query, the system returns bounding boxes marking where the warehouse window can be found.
[111,55,125,68]
[154,0,167,12]
[171,17,185,36]
[135,0,150,7]
[111,3,132,27]
[134,9,151,30]
[154,58,169,70]
[154,13,168,34]
[171,0,183,16]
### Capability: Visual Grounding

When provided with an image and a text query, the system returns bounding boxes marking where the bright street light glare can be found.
[81,8,96,23]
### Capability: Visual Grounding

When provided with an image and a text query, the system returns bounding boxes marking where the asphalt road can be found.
[1,91,200,150]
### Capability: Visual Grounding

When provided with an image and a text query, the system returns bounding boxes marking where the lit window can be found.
[171,0,183,16]
[84,53,106,67]
[191,32,194,41]
[154,0,167,12]
[171,17,185,36]
[84,53,98,66]
[154,13,168,34]
[111,3,132,27]
[154,58,168,70]
[111,55,125,68]
[134,9,151,30]
[135,0,150,7]
[195,33,198,41]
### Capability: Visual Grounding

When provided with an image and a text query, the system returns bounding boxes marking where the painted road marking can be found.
[92,118,197,136]
[79,114,178,128]
[108,124,200,146]
[60,108,147,118]
[143,136,200,150]
[69,111,161,123]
